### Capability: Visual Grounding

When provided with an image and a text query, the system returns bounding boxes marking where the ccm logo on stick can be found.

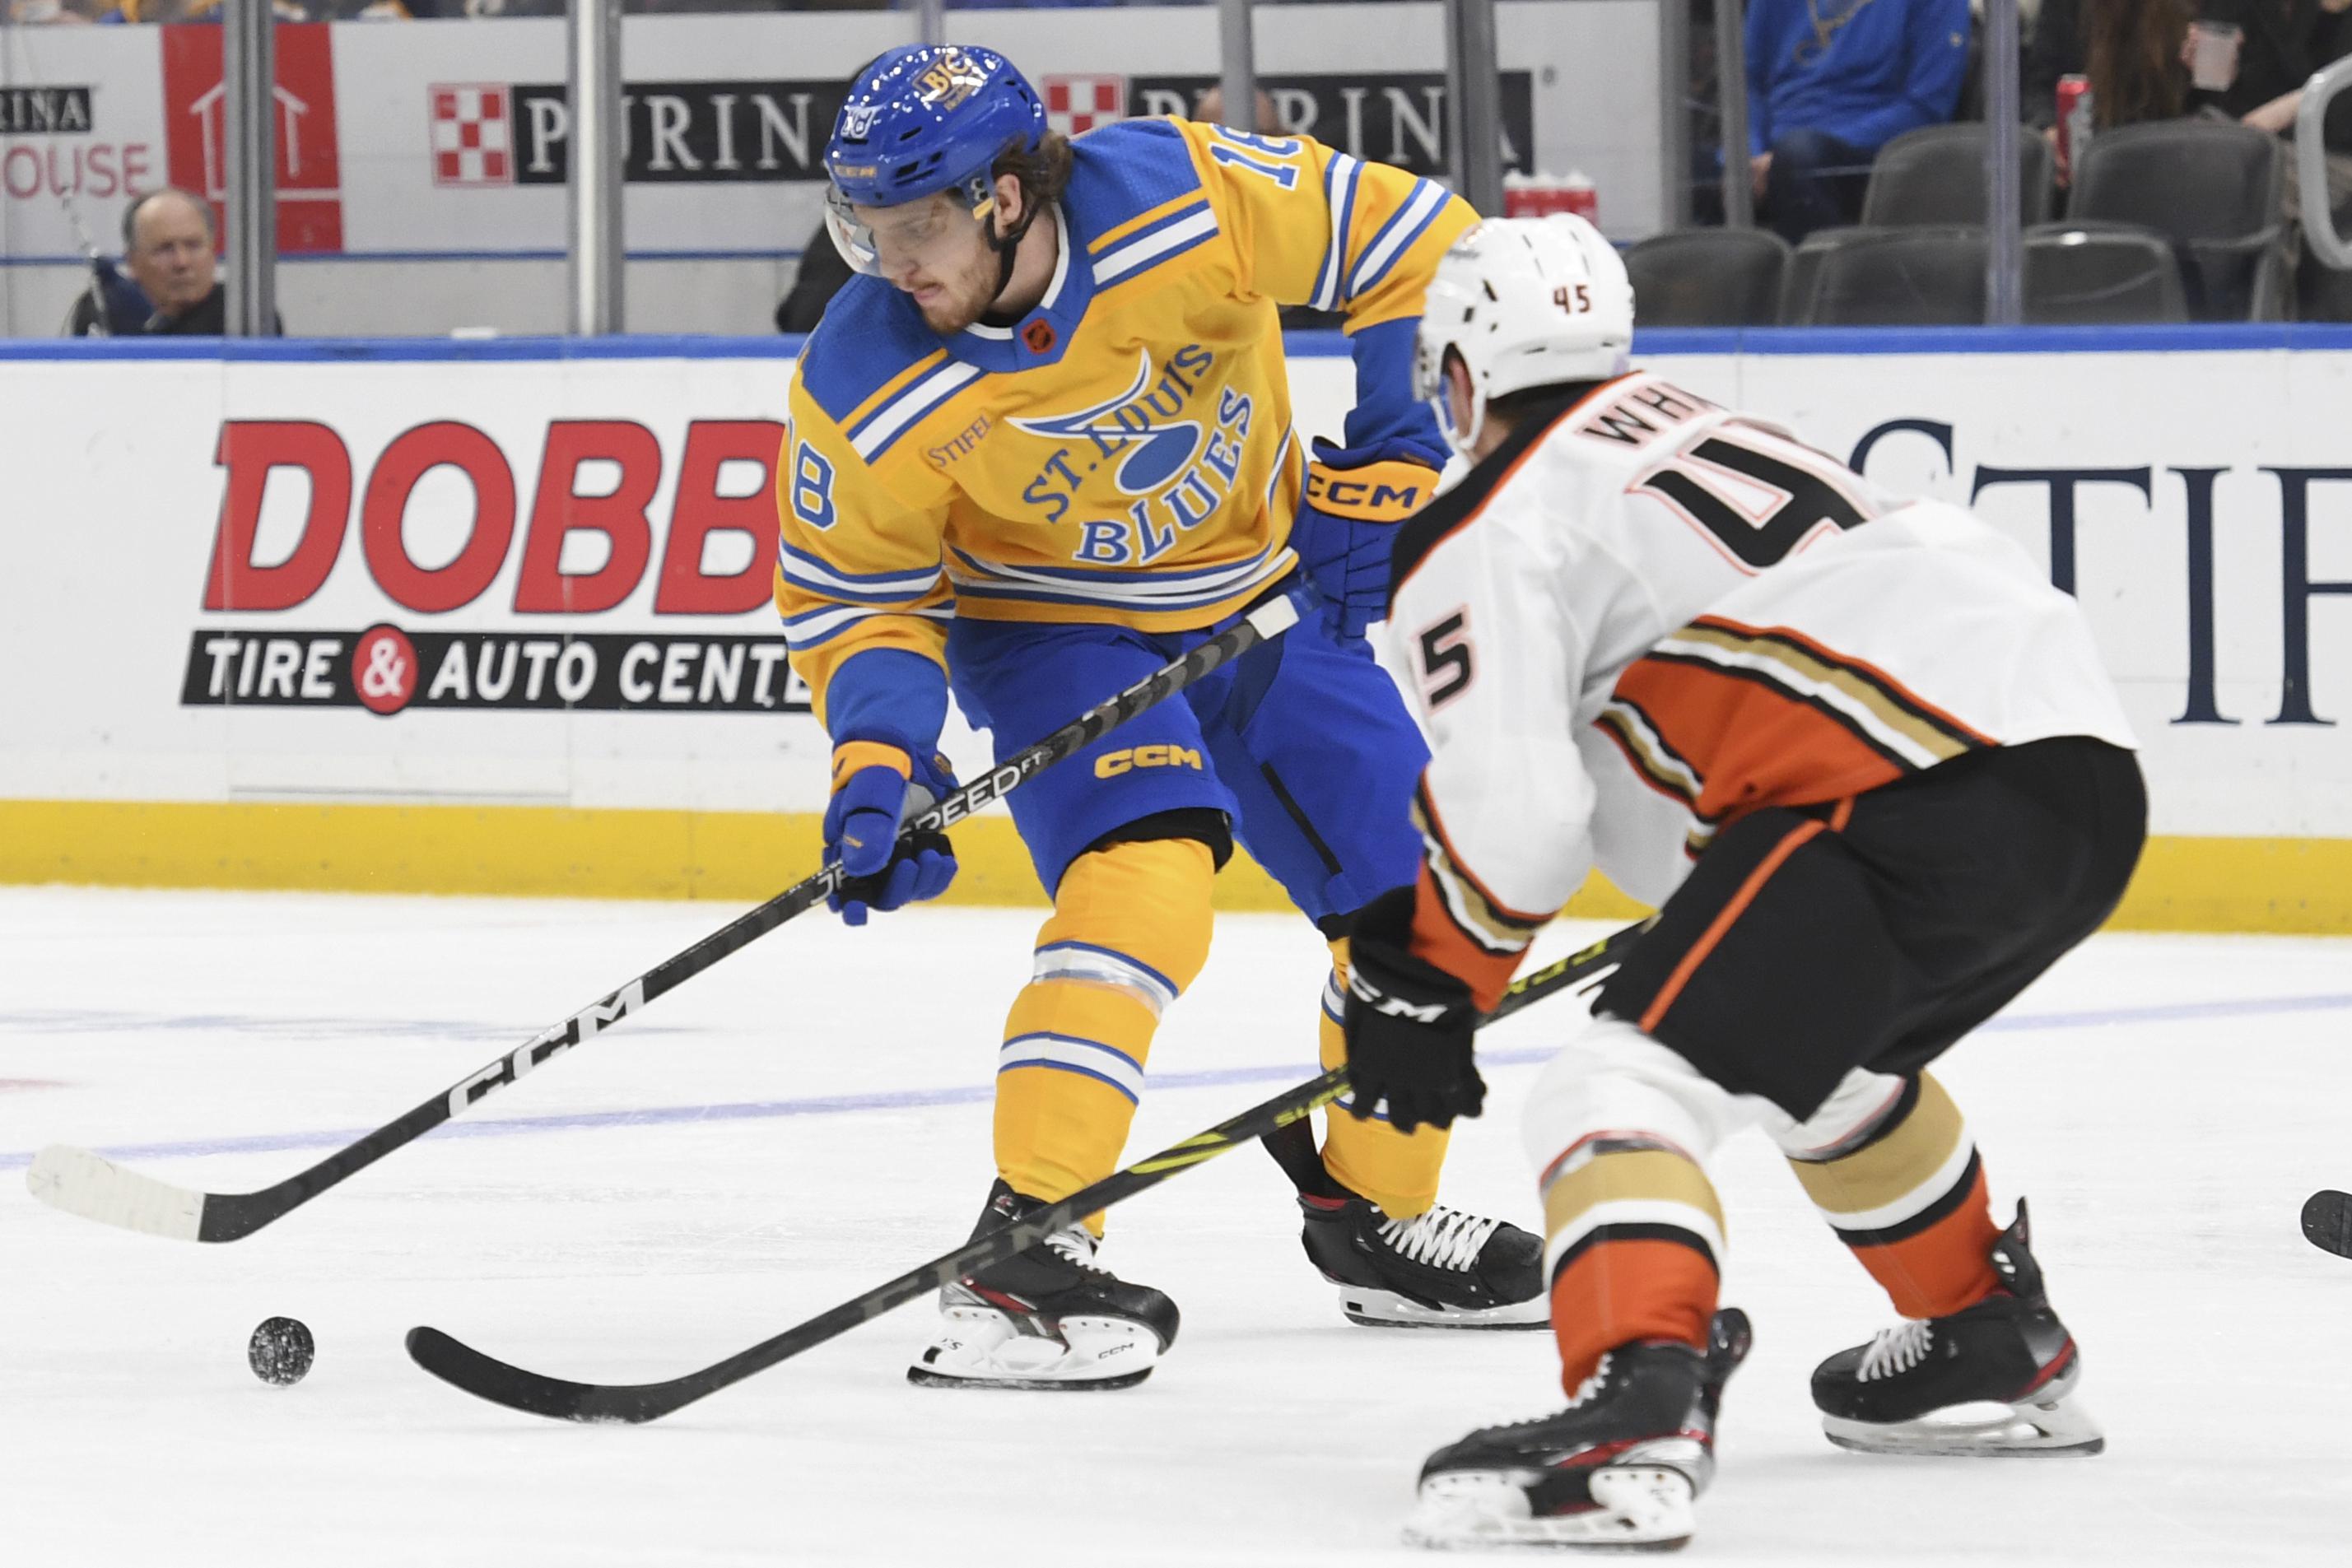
[445,982,645,1117]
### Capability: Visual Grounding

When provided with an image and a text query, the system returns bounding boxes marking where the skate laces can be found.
[1042,1226,1098,1271]
[1857,1319,1935,1381]
[1376,1204,1501,1273]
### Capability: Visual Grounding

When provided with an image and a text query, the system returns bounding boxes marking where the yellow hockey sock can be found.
[994,838,1216,1225]
[1317,936,1452,1217]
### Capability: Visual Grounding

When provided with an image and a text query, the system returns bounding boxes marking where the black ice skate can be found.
[908,1179,1180,1391]
[1404,1308,1753,1551]
[1268,1120,1546,1327]
[1811,1199,2103,1457]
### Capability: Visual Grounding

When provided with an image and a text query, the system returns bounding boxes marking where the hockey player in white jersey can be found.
[1335,216,2148,1550]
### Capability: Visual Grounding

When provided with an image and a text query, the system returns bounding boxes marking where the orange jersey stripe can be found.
[1410,860,1525,1013]
[1613,656,1910,822]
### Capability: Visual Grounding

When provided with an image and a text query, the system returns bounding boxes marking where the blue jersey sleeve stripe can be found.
[1312,154,1362,312]
[1092,206,1219,286]
[1347,178,1449,301]
[850,359,983,462]
[946,541,1278,590]
[790,277,948,426]
[779,542,943,596]
[783,603,952,653]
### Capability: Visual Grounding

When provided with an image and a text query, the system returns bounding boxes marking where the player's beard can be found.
[908,256,1002,337]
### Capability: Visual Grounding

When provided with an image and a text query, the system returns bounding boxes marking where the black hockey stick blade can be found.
[26,594,1303,1244]
[406,915,1650,1422]
[2301,1190,2352,1259]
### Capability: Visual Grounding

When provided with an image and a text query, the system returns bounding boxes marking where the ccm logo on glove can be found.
[1348,970,1450,1023]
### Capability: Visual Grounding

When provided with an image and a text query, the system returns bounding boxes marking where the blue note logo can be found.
[1012,348,1205,496]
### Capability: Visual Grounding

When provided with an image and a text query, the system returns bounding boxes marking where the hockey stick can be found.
[24,594,1304,1244]
[405,916,1652,1422]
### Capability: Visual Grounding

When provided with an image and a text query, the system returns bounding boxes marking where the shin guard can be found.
[994,839,1215,1219]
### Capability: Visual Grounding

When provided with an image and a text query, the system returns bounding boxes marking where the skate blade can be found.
[1823,1397,2104,1458]
[906,1365,1154,1392]
[1341,1286,1551,1332]
[1403,1467,1694,1552]
[906,1310,1162,1391]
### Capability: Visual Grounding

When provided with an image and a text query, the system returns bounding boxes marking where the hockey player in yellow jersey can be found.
[780,44,1549,1388]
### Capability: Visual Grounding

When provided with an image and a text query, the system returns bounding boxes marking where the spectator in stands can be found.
[1745,0,1972,244]
[1194,84,1286,136]
[66,188,275,336]
[2027,0,2192,137]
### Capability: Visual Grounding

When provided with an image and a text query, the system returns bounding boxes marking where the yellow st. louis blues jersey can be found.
[777,116,1474,719]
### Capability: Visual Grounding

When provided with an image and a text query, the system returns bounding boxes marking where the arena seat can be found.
[1861,123,2056,228]
[2024,223,2191,323]
[1623,228,1791,326]
[2066,120,2286,319]
[1784,226,1988,326]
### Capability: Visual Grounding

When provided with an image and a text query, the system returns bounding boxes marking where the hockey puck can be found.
[2302,1190,2352,1259]
[248,1316,315,1385]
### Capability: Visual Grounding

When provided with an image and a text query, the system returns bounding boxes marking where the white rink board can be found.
[2,337,2349,840]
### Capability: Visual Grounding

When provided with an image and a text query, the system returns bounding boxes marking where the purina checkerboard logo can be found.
[1043,75,1128,137]
[430,85,514,188]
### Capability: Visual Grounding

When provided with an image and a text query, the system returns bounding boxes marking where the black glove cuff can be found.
[1346,886,1477,1023]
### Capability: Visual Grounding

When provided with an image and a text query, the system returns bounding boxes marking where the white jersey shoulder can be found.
[1387,372,2135,929]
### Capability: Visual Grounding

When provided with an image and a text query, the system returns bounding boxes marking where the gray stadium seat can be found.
[1623,228,1791,326]
[1785,226,1988,326]
[2024,223,2190,323]
[2066,120,2286,319]
[1861,123,2056,228]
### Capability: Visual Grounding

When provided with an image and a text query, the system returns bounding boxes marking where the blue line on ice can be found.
[4,991,2346,1173]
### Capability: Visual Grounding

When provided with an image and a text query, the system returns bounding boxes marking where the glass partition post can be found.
[1656,0,1691,229]
[1983,0,2023,325]
[569,0,625,336]
[223,3,276,337]
[1218,0,1256,137]
[1712,0,1751,230]
[1443,0,1504,218]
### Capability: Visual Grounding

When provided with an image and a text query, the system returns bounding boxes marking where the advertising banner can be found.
[2,335,2346,928]
[0,4,1656,271]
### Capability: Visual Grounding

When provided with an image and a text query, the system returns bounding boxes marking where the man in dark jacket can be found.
[66,188,276,336]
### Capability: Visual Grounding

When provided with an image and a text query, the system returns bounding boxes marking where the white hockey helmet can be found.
[1414,213,1635,458]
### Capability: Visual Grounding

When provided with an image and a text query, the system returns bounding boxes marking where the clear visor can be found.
[824,184,994,280]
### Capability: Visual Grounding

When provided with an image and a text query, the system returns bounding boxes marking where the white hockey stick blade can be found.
[25,1145,205,1241]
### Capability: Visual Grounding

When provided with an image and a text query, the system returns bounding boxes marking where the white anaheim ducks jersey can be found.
[1383,371,2135,1005]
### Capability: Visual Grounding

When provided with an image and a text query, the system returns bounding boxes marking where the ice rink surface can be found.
[3,886,2349,1566]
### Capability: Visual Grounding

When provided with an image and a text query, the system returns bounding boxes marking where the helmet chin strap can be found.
[979,181,1045,312]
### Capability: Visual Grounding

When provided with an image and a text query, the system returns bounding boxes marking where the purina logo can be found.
[430,84,513,188]
[1043,75,1127,138]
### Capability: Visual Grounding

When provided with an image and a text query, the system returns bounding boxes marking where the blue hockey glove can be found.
[1293,436,1444,642]
[822,734,960,927]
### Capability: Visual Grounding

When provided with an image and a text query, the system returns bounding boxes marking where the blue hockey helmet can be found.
[827,44,1046,205]
[824,46,1050,280]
